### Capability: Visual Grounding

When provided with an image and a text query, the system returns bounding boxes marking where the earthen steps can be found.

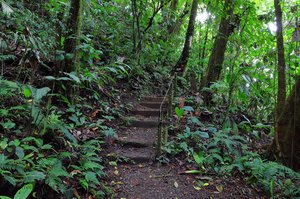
[114,95,168,163]
[116,147,155,163]
[131,109,166,117]
[129,119,159,128]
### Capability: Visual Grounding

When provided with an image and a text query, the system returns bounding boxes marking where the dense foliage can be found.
[0,0,300,198]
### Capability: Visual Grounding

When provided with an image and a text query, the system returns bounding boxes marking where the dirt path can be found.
[105,96,266,199]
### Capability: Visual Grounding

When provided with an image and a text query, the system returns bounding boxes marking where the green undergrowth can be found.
[160,96,300,198]
[0,77,125,198]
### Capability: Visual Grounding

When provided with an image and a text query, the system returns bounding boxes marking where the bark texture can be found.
[64,0,83,73]
[276,77,300,170]
[200,0,237,105]
[274,0,286,118]
[174,0,199,72]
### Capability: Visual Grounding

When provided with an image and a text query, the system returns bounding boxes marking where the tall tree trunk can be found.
[133,0,141,52]
[200,20,209,69]
[131,0,137,53]
[200,0,237,105]
[131,0,141,62]
[63,0,83,101]
[267,0,287,162]
[274,0,286,120]
[276,77,300,170]
[64,0,83,73]
[174,0,199,72]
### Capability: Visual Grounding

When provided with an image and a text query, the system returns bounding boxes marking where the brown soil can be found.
[108,162,267,199]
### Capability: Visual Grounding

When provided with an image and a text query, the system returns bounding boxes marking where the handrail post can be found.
[156,73,177,157]
[157,119,162,156]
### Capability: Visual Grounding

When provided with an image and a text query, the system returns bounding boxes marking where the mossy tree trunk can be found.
[63,0,83,101]
[64,0,83,73]
[200,0,238,105]
[174,0,199,72]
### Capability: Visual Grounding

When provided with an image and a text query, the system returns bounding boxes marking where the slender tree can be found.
[175,0,199,72]
[64,0,83,73]
[274,0,286,119]
[267,0,288,164]
[200,0,238,105]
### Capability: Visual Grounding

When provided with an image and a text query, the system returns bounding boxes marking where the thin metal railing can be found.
[156,72,177,156]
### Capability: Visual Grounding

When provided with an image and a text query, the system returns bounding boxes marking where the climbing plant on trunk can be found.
[200,0,238,105]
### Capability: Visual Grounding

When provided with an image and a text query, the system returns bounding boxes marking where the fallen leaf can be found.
[179,97,185,108]
[130,178,139,186]
[92,127,98,131]
[174,181,179,188]
[70,170,82,176]
[204,182,209,186]
[91,109,101,118]
[73,189,80,199]
[106,153,116,157]
[114,169,119,175]
[196,176,213,181]
[109,161,117,167]
[193,186,202,191]
[183,170,202,174]
[216,185,223,192]
[111,181,123,185]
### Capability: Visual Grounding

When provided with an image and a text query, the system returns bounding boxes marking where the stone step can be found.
[117,137,154,147]
[130,120,160,128]
[140,101,168,109]
[116,128,156,147]
[132,109,166,117]
[129,119,169,128]
[116,147,155,163]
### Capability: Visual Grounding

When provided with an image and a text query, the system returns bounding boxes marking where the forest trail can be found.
[106,96,265,199]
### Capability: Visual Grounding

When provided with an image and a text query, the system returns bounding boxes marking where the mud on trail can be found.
[104,96,266,199]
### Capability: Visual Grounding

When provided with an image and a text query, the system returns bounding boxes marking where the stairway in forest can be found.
[109,95,266,199]
[114,96,167,163]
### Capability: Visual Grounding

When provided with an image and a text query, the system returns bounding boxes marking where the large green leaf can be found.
[193,152,205,166]
[0,196,11,199]
[15,146,24,159]
[59,126,78,144]
[24,171,46,183]
[175,107,184,117]
[14,183,34,199]
[23,87,31,98]
[194,131,209,138]
[35,87,51,101]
